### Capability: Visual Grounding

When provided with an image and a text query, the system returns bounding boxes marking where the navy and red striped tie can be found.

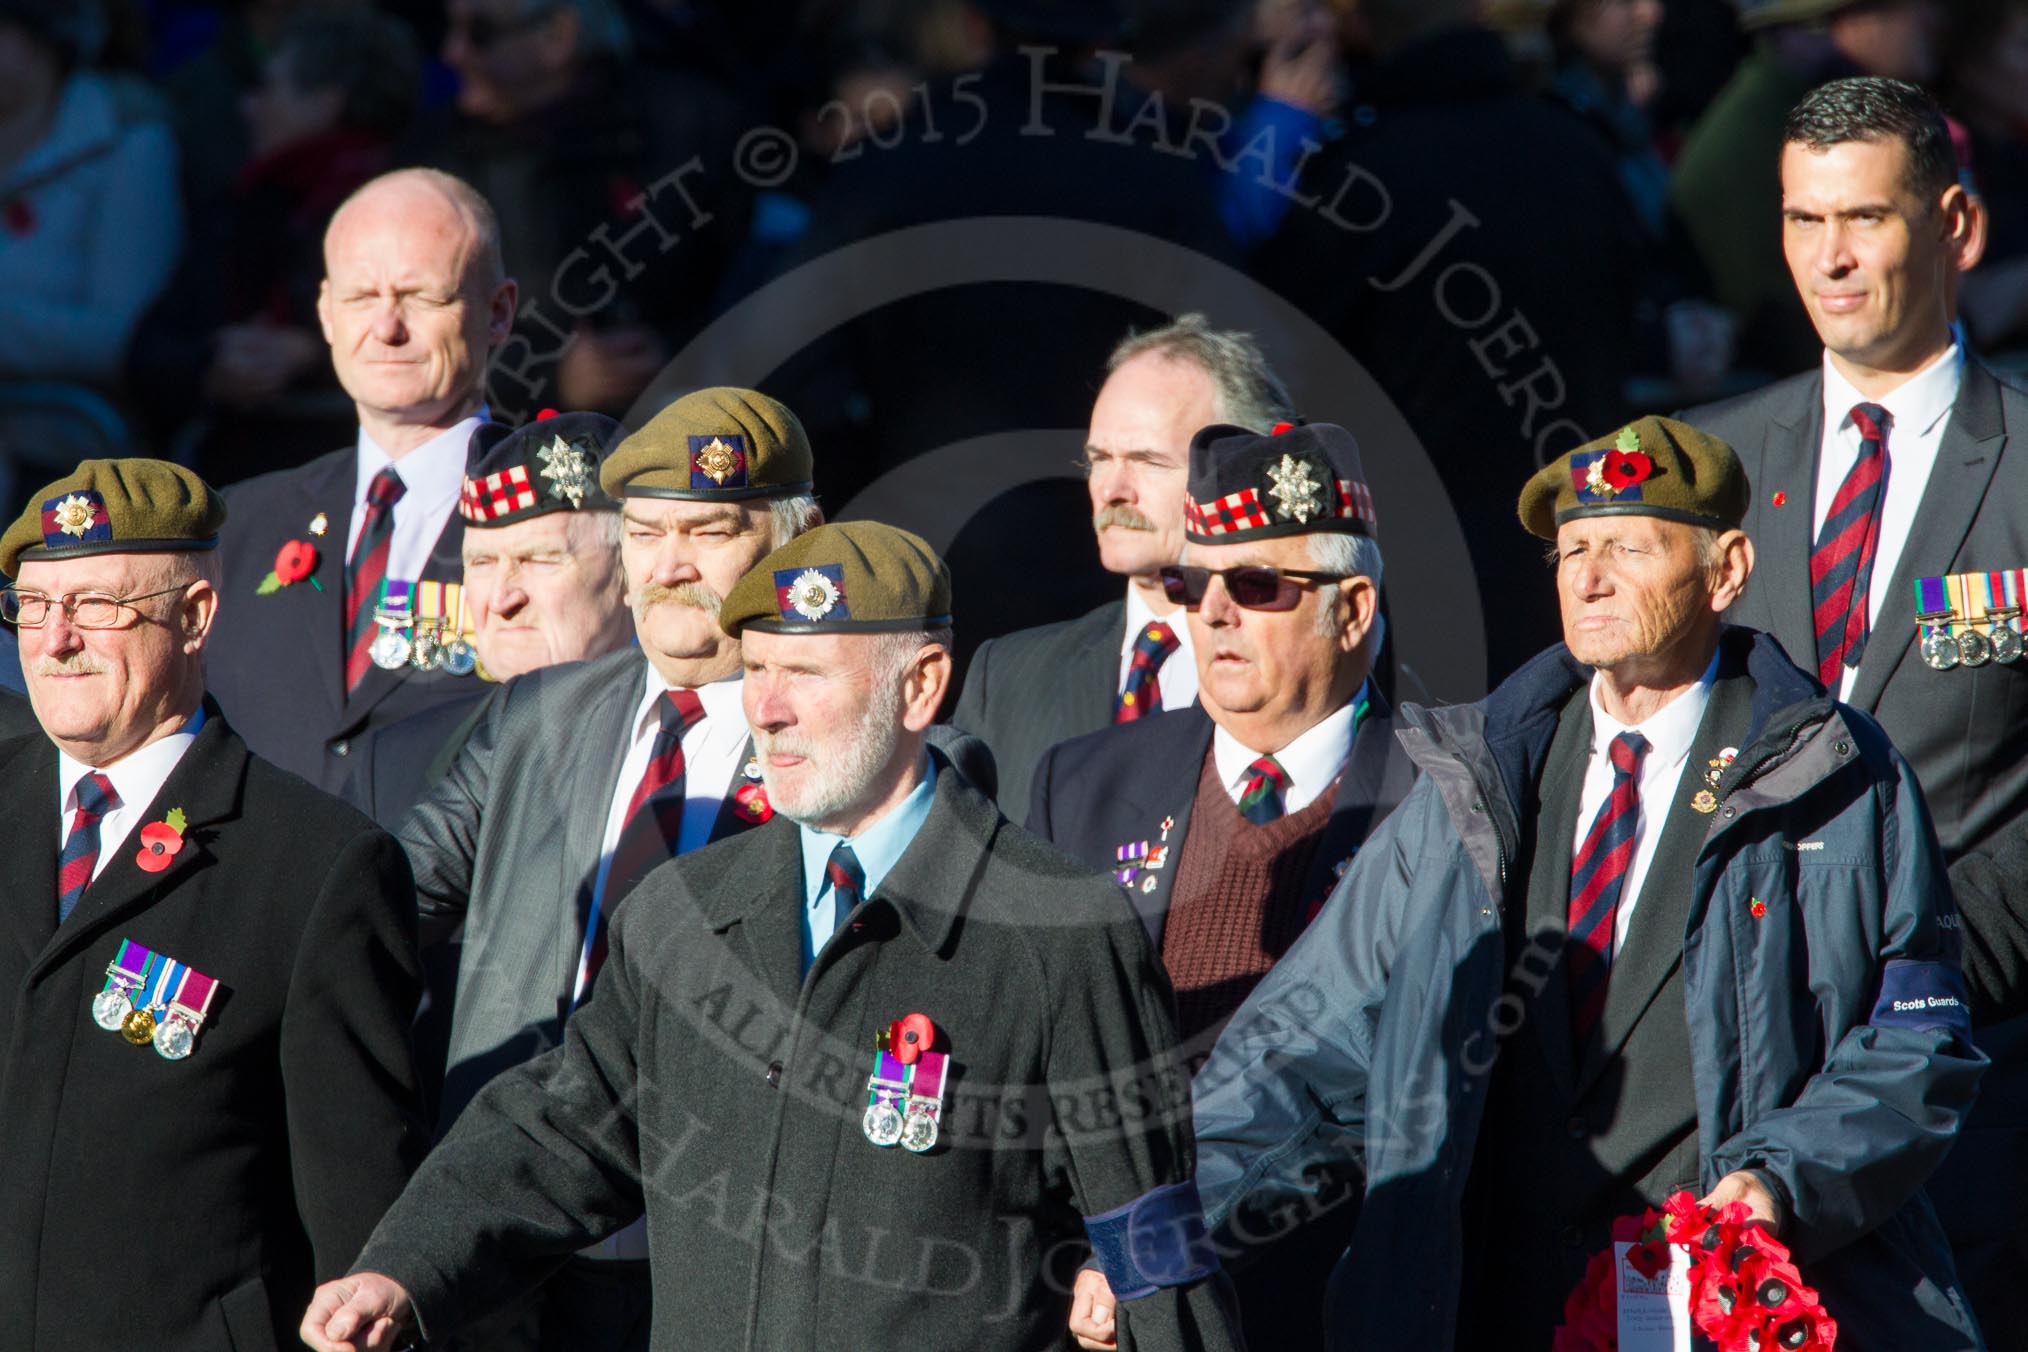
[1810,403,1891,688]
[1567,731,1647,1047]
[344,467,406,692]
[826,843,865,937]
[577,689,709,1000]
[1116,621,1179,723]
[57,772,119,923]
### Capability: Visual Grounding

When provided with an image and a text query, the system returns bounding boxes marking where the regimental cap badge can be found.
[1518,415,1748,541]
[460,412,621,527]
[778,565,847,622]
[537,434,597,508]
[3,459,224,576]
[1183,421,1378,543]
[689,434,748,490]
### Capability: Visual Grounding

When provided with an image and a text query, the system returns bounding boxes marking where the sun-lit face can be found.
[461,510,629,679]
[1185,533,1371,741]
[1084,352,1220,579]
[316,177,513,430]
[1554,516,1723,676]
[741,631,912,832]
[619,498,776,684]
[17,553,215,765]
[1781,137,1956,379]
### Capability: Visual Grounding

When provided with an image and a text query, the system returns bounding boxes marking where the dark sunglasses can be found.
[1158,564,1350,612]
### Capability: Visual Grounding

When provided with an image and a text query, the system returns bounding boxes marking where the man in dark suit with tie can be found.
[0,459,425,1352]
[1034,419,1415,1350]
[954,314,1296,812]
[1681,77,2028,1340]
[390,386,822,1352]
[206,167,518,794]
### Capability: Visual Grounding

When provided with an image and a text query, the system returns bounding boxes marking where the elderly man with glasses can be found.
[0,459,425,1352]
[1028,420,1417,1349]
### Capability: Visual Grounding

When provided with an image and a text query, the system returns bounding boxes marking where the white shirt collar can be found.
[1212,687,1362,813]
[628,661,747,745]
[353,415,483,514]
[1586,650,1718,764]
[58,706,206,817]
[1821,343,1961,443]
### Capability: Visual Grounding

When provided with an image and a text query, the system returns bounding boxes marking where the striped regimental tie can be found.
[1566,731,1647,1047]
[1810,402,1891,687]
[57,772,120,923]
[343,467,407,692]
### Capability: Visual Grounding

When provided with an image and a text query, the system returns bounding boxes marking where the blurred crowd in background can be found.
[0,0,2007,684]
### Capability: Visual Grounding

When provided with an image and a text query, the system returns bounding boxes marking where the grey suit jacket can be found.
[953,598,1126,812]
[398,647,766,1128]
[1685,358,2028,864]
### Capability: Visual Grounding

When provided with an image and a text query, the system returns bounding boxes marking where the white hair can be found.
[1306,532,1386,650]
[770,494,821,549]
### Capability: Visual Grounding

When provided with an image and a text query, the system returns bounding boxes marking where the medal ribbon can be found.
[377,580,413,626]
[166,967,217,1023]
[911,1051,947,1105]
[417,580,444,624]
[1961,572,1991,634]
[137,956,183,1016]
[867,1050,912,1111]
[1914,575,1953,646]
[102,939,156,996]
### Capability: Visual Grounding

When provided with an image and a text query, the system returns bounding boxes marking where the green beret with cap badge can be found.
[719,521,952,637]
[1,459,226,577]
[600,386,814,502]
[1517,415,1749,541]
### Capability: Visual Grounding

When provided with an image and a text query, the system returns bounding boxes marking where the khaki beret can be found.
[600,387,814,502]
[719,521,952,637]
[461,409,621,526]
[1,459,226,577]
[1518,416,1749,541]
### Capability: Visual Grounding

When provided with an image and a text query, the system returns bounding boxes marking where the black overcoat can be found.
[354,755,1242,1351]
[0,709,427,1351]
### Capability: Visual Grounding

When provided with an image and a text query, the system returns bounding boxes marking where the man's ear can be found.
[902,646,953,732]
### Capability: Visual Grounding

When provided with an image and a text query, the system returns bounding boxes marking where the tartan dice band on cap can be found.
[460,409,622,527]
[1518,415,1750,541]
[720,521,953,637]
[1183,421,1377,544]
[1,459,226,576]
[601,386,815,503]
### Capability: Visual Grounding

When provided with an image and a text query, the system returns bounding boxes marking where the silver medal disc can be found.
[1994,625,2022,665]
[409,628,445,672]
[153,1016,195,1061]
[1923,632,1961,671]
[370,628,412,670]
[92,987,133,1032]
[863,1099,904,1147]
[443,640,477,676]
[901,1105,939,1153]
[1959,628,1993,668]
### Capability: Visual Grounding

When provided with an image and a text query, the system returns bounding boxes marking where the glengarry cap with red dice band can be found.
[1183,420,1377,544]
[459,408,621,526]
[600,386,815,502]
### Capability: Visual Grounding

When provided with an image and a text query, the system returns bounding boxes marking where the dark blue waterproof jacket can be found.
[1191,629,1987,1350]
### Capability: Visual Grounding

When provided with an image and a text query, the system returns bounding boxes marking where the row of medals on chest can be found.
[371,604,479,676]
[92,976,199,1060]
[1917,604,2023,671]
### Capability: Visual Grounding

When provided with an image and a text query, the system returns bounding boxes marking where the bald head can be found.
[326,168,505,293]
[316,168,517,453]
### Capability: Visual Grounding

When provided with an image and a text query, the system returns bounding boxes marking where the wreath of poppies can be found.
[1555,1191,1837,1352]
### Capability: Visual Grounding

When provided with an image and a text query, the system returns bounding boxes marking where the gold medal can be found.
[121,1007,157,1045]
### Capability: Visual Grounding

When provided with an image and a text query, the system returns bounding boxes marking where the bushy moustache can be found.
[1093,505,1155,533]
[34,653,108,677]
[632,581,722,621]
